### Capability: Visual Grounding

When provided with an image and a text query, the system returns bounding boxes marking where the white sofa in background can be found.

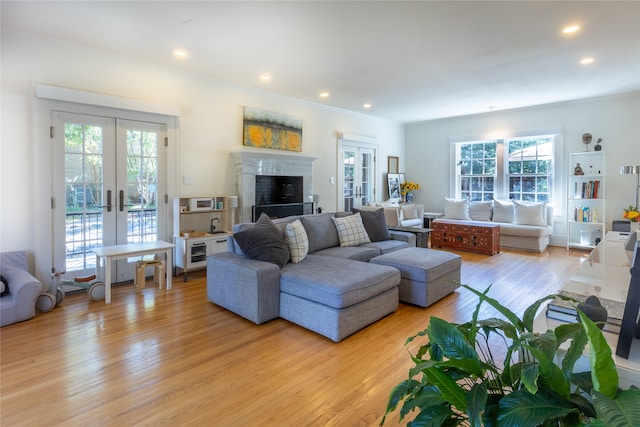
[434,198,553,253]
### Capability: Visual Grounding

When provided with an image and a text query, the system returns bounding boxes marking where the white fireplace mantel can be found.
[231,150,317,223]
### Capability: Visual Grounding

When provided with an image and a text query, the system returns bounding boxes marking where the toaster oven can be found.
[188,197,216,211]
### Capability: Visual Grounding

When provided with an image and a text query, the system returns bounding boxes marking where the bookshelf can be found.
[567,151,606,249]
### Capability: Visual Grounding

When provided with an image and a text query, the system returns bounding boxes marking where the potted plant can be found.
[401,181,420,203]
[381,284,640,426]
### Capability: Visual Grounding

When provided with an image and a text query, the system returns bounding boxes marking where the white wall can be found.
[0,28,404,279]
[406,92,640,245]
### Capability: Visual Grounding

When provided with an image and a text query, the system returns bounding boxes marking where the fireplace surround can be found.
[231,150,316,223]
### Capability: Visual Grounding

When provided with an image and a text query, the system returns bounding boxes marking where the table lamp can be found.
[620,165,640,208]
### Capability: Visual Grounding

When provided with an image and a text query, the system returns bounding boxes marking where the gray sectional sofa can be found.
[207,210,430,342]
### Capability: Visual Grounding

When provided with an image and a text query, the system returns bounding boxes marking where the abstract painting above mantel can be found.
[243,106,303,152]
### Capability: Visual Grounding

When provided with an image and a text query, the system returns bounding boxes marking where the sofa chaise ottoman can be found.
[370,247,461,308]
[279,254,400,342]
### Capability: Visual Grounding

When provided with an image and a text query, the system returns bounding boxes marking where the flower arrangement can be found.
[400,181,420,195]
[623,205,640,222]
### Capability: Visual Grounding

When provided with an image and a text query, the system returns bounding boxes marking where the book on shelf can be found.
[545,308,621,334]
[545,290,625,334]
[574,180,601,200]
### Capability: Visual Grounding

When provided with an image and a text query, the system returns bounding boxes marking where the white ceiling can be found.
[2,1,639,123]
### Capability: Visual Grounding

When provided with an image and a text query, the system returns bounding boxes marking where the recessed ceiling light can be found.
[319,92,330,98]
[260,74,271,81]
[562,25,580,34]
[363,103,372,109]
[173,50,187,58]
[580,57,594,65]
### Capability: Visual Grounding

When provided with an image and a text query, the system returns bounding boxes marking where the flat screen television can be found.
[255,175,303,206]
[616,241,640,359]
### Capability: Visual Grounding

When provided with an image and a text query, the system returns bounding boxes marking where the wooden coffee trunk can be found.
[431,220,500,255]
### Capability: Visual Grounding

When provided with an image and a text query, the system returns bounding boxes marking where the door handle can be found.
[97,190,112,212]
[119,190,134,212]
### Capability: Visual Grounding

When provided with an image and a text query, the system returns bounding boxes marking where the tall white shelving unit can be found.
[567,151,606,249]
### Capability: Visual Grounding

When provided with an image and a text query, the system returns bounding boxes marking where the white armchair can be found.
[379,203,424,228]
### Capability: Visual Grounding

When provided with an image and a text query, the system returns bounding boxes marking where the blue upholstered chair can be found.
[0,251,44,327]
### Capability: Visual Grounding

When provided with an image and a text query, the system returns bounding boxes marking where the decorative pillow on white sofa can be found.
[492,199,515,223]
[469,201,493,221]
[332,212,371,247]
[444,198,471,220]
[513,200,547,226]
[285,219,309,263]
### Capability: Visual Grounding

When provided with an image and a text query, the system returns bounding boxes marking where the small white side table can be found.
[423,212,444,228]
[92,241,174,304]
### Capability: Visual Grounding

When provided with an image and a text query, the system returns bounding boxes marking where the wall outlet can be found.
[330,176,335,185]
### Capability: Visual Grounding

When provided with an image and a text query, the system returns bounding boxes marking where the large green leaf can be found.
[408,403,459,427]
[568,393,597,419]
[524,345,570,398]
[409,360,439,378]
[384,379,422,415]
[476,318,519,341]
[554,322,583,345]
[497,389,577,427]
[424,367,469,413]
[431,358,486,380]
[401,386,447,420]
[561,326,588,383]
[469,284,491,346]
[577,310,618,397]
[427,317,479,362]
[519,362,540,394]
[524,330,557,361]
[523,294,562,332]
[465,382,487,427]
[593,389,640,427]
[461,284,524,332]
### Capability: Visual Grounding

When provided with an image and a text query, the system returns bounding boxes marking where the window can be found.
[506,137,553,202]
[454,133,556,203]
[457,140,496,201]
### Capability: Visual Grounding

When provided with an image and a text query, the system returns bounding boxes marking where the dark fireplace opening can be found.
[253,175,310,220]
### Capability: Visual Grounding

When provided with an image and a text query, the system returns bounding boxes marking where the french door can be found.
[339,143,376,211]
[51,112,167,283]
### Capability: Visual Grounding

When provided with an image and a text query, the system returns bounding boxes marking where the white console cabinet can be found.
[174,233,230,281]
[173,197,231,281]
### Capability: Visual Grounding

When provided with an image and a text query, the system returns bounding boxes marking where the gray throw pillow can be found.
[352,208,391,242]
[301,213,340,252]
[233,213,290,267]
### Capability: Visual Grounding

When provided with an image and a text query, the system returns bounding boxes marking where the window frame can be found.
[450,130,562,209]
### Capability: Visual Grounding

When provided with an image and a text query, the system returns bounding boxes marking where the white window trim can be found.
[450,128,563,210]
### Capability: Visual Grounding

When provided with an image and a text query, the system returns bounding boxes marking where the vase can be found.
[406,192,414,203]
[632,222,640,232]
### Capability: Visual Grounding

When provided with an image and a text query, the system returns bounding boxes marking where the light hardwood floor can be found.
[1,246,588,426]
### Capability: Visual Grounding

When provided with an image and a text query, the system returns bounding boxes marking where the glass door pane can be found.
[125,127,159,243]
[343,149,356,211]
[52,111,116,279]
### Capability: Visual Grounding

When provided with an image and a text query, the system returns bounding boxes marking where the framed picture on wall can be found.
[387,173,401,200]
[387,156,399,174]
